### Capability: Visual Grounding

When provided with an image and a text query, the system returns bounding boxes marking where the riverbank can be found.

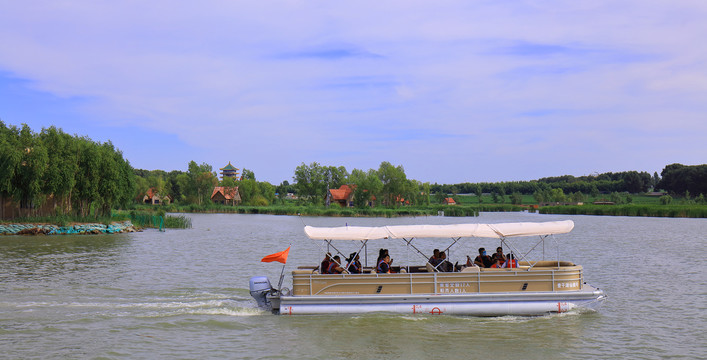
[150,204,530,217]
[539,204,707,217]
[0,221,139,235]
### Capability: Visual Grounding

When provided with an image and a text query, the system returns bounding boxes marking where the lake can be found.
[0,212,704,359]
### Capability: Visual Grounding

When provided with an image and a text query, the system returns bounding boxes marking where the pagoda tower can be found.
[220,162,240,181]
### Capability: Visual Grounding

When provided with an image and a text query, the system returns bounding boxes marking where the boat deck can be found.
[292,262,583,296]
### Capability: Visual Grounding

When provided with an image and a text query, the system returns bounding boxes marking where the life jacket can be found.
[327,262,339,274]
[377,259,389,273]
[347,261,361,274]
[502,259,518,268]
[320,260,330,274]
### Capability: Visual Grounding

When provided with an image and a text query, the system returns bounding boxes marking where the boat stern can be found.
[249,276,274,310]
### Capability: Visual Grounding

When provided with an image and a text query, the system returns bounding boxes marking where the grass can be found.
[539,204,707,218]
[134,203,535,217]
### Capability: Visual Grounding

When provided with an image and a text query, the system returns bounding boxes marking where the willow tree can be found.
[74,138,101,216]
[0,122,22,202]
[40,126,79,214]
[12,124,48,212]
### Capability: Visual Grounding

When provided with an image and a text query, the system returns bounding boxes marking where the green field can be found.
[450,193,664,205]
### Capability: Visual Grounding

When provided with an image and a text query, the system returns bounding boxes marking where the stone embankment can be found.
[0,221,139,235]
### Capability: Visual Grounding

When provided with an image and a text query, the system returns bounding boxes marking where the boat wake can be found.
[6,290,267,318]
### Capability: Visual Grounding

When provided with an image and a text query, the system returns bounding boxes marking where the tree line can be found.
[657,163,707,198]
[0,122,135,217]
[430,170,658,198]
[4,123,703,214]
[134,161,276,206]
[293,161,431,207]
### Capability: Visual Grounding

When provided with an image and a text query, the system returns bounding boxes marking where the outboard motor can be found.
[249,276,273,309]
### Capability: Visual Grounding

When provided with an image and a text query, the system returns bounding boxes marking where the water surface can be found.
[1,212,704,359]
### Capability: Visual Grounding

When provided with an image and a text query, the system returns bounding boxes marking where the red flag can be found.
[261,247,290,264]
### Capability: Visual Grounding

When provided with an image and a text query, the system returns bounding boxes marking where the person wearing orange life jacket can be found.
[320,252,332,274]
[490,247,506,268]
[327,255,345,274]
[346,253,361,274]
[377,254,391,273]
[501,253,518,268]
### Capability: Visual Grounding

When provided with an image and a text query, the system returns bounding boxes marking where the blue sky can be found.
[1,1,705,184]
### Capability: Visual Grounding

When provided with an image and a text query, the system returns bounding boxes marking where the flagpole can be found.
[276,243,291,292]
[276,263,286,292]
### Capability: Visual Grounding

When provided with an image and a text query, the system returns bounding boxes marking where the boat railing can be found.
[292,265,583,296]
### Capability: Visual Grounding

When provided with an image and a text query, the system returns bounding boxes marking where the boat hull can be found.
[274,285,605,316]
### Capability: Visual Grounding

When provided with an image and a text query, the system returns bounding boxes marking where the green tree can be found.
[610,192,623,204]
[0,122,22,204]
[570,191,586,203]
[237,178,259,205]
[276,181,289,204]
[187,161,217,205]
[497,184,506,204]
[175,173,192,203]
[221,176,236,187]
[258,181,275,205]
[13,125,48,210]
[549,188,566,202]
[96,142,121,216]
[652,171,661,189]
[377,161,407,206]
[242,168,256,181]
[74,138,101,216]
[510,192,522,205]
[294,162,327,205]
[421,182,431,206]
[533,190,545,203]
[39,126,78,213]
[623,171,644,193]
[349,168,382,207]
[590,184,600,199]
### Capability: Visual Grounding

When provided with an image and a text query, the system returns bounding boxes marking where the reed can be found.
[118,211,193,229]
[539,204,707,218]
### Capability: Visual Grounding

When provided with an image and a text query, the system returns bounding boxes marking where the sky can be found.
[1,1,705,185]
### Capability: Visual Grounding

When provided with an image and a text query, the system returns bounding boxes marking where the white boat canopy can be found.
[304,220,574,241]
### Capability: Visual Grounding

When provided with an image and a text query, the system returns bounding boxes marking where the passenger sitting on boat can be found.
[491,247,506,268]
[327,255,346,274]
[501,253,518,268]
[320,253,332,274]
[471,248,493,268]
[438,252,453,272]
[377,249,393,267]
[346,253,362,274]
[429,249,441,266]
[377,254,391,273]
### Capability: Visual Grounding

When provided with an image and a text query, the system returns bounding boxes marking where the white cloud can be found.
[0,1,705,183]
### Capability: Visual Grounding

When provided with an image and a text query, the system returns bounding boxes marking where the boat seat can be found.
[292,269,317,275]
[425,263,436,272]
[460,266,479,273]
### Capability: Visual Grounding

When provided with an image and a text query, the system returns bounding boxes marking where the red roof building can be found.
[327,185,355,207]
[211,186,242,205]
[444,197,456,205]
[143,187,171,205]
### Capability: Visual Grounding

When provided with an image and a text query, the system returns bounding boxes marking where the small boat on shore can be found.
[249,220,605,316]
